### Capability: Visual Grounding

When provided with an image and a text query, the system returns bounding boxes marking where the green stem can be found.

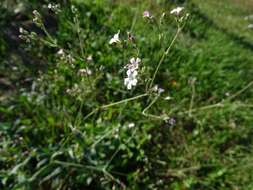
[83,93,148,120]
[149,27,181,89]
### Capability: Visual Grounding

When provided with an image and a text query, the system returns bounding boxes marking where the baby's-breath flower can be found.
[19,27,25,34]
[158,88,165,94]
[143,10,151,18]
[248,24,253,29]
[167,118,176,126]
[124,71,138,90]
[48,3,61,13]
[48,3,53,9]
[79,68,92,75]
[128,123,135,129]
[170,7,184,16]
[126,57,141,72]
[152,84,164,94]
[87,55,93,62]
[124,57,141,90]
[57,49,64,55]
[164,96,172,100]
[32,10,41,25]
[109,31,121,45]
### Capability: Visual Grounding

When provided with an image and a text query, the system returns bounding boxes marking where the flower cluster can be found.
[47,3,61,14]
[32,10,43,27]
[57,49,75,65]
[124,58,141,90]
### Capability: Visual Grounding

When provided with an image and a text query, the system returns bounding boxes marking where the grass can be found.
[0,0,253,189]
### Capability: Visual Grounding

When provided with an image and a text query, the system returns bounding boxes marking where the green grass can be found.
[0,0,253,189]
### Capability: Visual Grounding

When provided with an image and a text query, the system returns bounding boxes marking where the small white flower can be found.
[87,55,93,62]
[48,3,61,13]
[143,10,151,18]
[164,96,172,100]
[130,57,141,65]
[127,69,137,77]
[124,75,138,90]
[225,92,230,97]
[126,57,141,71]
[170,7,184,16]
[152,84,164,94]
[19,27,24,34]
[153,85,158,92]
[48,3,53,9]
[128,123,135,128]
[124,57,141,90]
[158,88,165,94]
[248,24,253,29]
[109,31,121,44]
[245,15,253,20]
[57,49,64,55]
[79,68,92,75]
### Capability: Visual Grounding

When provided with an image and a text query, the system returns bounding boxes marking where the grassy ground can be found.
[0,0,253,189]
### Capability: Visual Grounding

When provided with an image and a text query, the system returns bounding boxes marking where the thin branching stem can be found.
[149,27,181,89]
[83,93,149,120]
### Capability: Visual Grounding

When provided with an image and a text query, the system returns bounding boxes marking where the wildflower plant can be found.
[9,2,192,189]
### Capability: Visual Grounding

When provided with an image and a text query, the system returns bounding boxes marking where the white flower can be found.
[124,57,141,90]
[57,49,64,55]
[19,27,24,34]
[245,15,253,20]
[126,57,141,71]
[48,3,61,13]
[87,55,93,62]
[128,123,135,128]
[143,10,151,18]
[170,7,184,16]
[164,96,172,100]
[79,68,92,75]
[124,71,138,90]
[158,88,165,94]
[48,3,53,9]
[109,31,121,44]
[152,84,164,94]
[130,57,141,65]
[248,24,253,29]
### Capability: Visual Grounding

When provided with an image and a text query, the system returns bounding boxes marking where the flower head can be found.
[87,55,93,62]
[109,31,121,44]
[125,57,141,71]
[124,57,141,90]
[170,7,184,16]
[57,49,64,55]
[152,84,165,94]
[124,74,138,90]
[128,123,135,128]
[143,10,151,18]
[48,3,61,13]
[79,68,92,75]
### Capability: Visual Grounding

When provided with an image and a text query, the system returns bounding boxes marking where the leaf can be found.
[10,156,31,175]
[40,167,62,184]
